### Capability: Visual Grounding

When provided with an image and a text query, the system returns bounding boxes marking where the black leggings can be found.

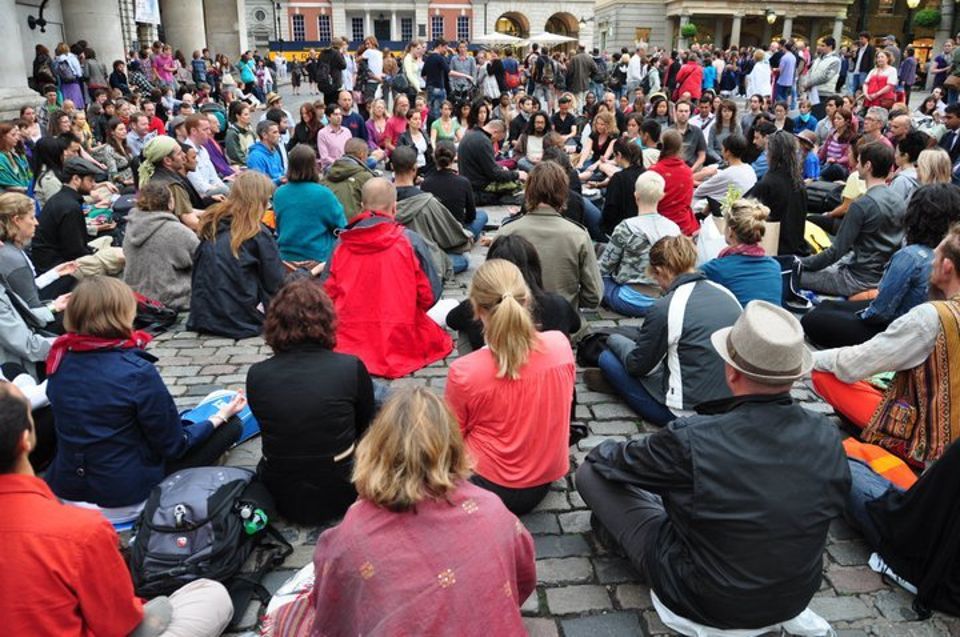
[801,300,887,349]
[166,420,242,475]
[470,474,551,516]
[30,406,56,472]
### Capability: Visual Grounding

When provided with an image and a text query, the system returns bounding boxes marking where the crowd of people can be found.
[3,28,960,636]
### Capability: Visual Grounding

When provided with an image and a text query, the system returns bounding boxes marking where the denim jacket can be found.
[860,243,933,324]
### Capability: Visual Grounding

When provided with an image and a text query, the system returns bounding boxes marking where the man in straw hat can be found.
[577,301,850,630]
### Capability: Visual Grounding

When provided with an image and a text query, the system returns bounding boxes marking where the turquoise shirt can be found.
[272,181,347,262]
[0,151,32,189]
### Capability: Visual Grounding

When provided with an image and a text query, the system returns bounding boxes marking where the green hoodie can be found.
[320,156,375,220]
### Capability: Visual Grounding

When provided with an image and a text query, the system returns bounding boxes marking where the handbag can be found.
[805,180,844,215]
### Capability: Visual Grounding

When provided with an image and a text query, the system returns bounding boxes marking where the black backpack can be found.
[316,59,333,91]
[129,467,292,624]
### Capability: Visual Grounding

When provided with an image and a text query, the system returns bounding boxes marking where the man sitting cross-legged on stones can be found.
[812,223,960,468]
[587,234,741,426]
[323,178,452,379]
[0,382,235,637]
[578,301,851,631]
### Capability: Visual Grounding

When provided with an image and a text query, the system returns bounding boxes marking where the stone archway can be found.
[495,12,530,39]
[545,12,579,38]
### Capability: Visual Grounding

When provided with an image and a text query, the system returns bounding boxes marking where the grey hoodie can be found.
[122,208,200,311]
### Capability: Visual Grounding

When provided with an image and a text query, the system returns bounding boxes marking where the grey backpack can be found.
[129,467,291,607]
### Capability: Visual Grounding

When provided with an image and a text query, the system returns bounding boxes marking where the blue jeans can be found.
[590,81,605,101]
[845,458,902,550]
[602,277,656,317]
[465,209,488,240]
[449,252,469,273]
[850,72,864,94]
[598,350,676,426]
[428,86,447,121]
[582,196,605,242]
[774,83,792,104]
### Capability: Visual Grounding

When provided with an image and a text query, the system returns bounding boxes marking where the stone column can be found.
[679,14,690,50]
[714,16,725,48]
[663,16,675,52]
[61,0,126,67]
[364,12,372,38]
[832,16,844,43]
[204,0,248,57]
[929,0,955,89]
[809,18,820,42]
[782,16,794,41]
[0,0,42,118]
[730,13,743,49]
[332,5,348,41]
[160,0,208,55]
[391,11,398,41]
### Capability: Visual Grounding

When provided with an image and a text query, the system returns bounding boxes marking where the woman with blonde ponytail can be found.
[445,259,576,515]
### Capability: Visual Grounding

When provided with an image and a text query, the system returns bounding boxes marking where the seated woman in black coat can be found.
[747,130,808,256]
[246,276,374,524]
[600,139,645,237]
[447,235,581,353]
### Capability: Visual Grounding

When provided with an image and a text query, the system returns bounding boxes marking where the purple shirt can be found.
[203,139,235,178]
[777,51,796,87]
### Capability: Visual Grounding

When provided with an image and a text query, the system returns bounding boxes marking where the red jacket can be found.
[325,211,452,378]
[0,474,144,636]
[673,61,703,102]
[650,156,699,236]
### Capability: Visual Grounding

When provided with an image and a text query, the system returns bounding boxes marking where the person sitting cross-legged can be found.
[0,382,235,637]
[586,235,741,426]
[578,301,851,631]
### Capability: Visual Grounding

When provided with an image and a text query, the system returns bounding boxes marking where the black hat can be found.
[63,157,102,178]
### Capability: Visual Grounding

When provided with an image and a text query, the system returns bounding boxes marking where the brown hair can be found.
[524,161,569,212]
[286,145,319,183]
[469,260,537,379]
[0,193,34,244]
[197,171,274,257]
[647,235,697,278]
[942,222,960,274]
[353,386,472,512]
[659,129,683,158]
[724,198,769,245]
[183,113,206,135]
[64,276,137,338]
[0,122,18,152]
[136,181,172,212]
[263,277,336,351]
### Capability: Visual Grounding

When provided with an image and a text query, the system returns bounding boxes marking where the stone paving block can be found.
[230,354,268,364]
[286,542,317,568]
[874,588,921,621]
[161,365,201,377]
[594,557,639,584]
[825,565,885,594]
[643,609,672,635]
[216,374,247,385]
[808,596,874,622]
[180,375,215,385]
[590,420,641,435]
[523,617,559,637]
[870,619,950,637]
[558,510,591,533]
[167,385,187,396]
[577,390,618,404]
[826,540,872,566]
[592,402,638,419]
[261,569,297,596]
[574,405,591,420]
[578,435,623,450]
[534,534,591,559]
[561,611,643,637]
[201,364,239,375]
[536,557,594,584]
[183,384,223,397]
[615,584,653,610]
[521,512,561,534]
[521,591,540,615]
[545,585,613,614]
[532,490,572,512]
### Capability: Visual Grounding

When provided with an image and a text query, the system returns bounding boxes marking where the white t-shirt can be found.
[413,134,427,167]
[363,49,384,79]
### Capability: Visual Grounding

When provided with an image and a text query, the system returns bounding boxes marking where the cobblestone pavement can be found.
[139,200,957,636]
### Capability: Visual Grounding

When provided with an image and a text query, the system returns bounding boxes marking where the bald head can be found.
[361,177,397,214]
[889,114,913,140]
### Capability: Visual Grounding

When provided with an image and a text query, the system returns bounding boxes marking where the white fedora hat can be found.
[710,300,813,384]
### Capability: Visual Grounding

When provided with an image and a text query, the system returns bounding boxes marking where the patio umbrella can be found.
[526,32,578,44]
[472,32,526,45]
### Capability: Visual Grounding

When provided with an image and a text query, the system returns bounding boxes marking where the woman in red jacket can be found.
[649,130,699,235]
[672,53,704,102]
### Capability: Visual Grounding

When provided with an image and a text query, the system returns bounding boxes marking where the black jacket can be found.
[247,345,374,524]
[459,128,518,190]
[855,44,876,74]
[587,394,850,629]
[32,187,91,273]
[748,169,809,256]
[447,291,582,351]
[397,130,435,174]
[318,48,346,89]
[421,169,477,225]
[187,221,286,338]
[601,164,644,236]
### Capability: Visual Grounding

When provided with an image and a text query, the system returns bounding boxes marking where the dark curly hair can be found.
[903,184,960,248]
[263,276,337,352]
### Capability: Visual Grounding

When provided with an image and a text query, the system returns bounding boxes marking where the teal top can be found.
[272,181,347,263]
[0,151,32,189]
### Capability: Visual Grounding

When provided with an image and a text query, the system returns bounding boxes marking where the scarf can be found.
[138,135,180,185]
[46,331,153,375]
[718,243,766,258]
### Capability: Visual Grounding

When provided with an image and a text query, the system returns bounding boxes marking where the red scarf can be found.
[46,331,153,375]
[719,243,767,258]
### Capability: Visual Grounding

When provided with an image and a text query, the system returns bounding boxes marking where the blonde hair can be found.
[197,171,274,257]
[753,50,765,62]
[917,148,952,185]
[634,171,666,206]
[353,386,472,512]
[724,198,770,245]
[647,235,697,278]
[64,276,137,338]
[593,110,618,135]
[0,193,34,243]
[469,260,537,379]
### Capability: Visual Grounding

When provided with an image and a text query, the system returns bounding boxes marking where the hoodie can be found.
[395,190,471,281]
[246,141,285,185]
[320,156,376,220]
[324,211,452,378]
[122,208,199,310]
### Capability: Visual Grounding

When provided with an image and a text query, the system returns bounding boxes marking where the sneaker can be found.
[583,367,616,394]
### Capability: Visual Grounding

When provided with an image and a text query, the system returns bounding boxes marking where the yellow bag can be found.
[805,221,832,254]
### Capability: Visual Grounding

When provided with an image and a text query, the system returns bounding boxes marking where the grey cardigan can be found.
[122,208,200,311]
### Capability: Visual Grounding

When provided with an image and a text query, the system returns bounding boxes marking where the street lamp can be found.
[903,0,921,51]
[766,10,778,25]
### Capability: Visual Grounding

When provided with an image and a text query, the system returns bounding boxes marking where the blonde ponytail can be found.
[469,259,537,379]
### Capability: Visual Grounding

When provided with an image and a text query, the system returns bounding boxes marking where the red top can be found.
[310,481,536,636]
[674,62,703,101]
[445,331,575,488]
[0,474,144,637]
[147,116,166,137]
[384,115,407,152]
[325,212,452,378]
[650,156,699,236]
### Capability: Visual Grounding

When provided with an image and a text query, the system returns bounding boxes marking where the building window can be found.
[351,17,365,42]
[318,14,332,41]
[431,15,444,40]
[877,0,895,15]
[292,14,305,41]
[457,15,470,41]
[401,17,414,42]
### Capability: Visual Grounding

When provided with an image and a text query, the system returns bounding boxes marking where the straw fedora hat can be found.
[710,301,813,384]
